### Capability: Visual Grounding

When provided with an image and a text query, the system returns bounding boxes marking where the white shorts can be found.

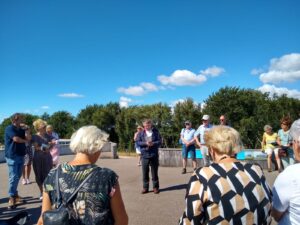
[136,148,141,154]
[265,148,279,155]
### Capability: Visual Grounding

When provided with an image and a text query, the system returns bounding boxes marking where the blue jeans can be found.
[6,156,24,197]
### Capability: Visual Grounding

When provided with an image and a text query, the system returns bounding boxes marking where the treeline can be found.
[1,87,300,150]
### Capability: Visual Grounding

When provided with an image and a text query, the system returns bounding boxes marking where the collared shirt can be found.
[4,124,26,158]
[194,124,213,144]
[180,128,195,142]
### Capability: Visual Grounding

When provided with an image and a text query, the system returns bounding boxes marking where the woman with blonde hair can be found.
[38,125,128,225]
[32,119,55,200]
[262,124,281,172]
[179,126,272,225]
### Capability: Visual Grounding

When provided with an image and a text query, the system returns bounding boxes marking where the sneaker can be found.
[141,189,149,194]
[14,195,25,205]
[22,179,26,185]
[278,168,282,173]
[8,197,16,209]
[268,169,272,173]
[181,168,186,174]
[26,179,31,184]
[153,188,160,194]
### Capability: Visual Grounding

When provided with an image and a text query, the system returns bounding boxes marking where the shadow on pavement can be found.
[0,197,41,225]
[159,184,187,192]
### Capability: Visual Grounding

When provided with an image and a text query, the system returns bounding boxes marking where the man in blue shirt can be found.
[4,113,31,209]
[194,115,213,166]
[180,121,196,174]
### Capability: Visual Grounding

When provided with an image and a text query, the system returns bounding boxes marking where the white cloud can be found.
[117,82,158,96]
[58,93,84,98]
[257,84,300,99]
[169,99,185,108]
[119,96,132,108]
[41,106,50,109]
[251,68,264,75]
[200,66,225,77]
[158,70,207,86]
[158,66,225,86]
[257,53,300,83]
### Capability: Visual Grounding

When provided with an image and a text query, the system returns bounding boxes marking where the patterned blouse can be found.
[179,162,272,225]
[43,163,118,225]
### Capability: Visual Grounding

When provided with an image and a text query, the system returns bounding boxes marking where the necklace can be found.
[218,155,229,163]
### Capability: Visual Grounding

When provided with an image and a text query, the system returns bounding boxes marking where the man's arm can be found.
[271,173,290,222]
[194,128,201,147]
[271,208,285,222]
[12,136,27,143]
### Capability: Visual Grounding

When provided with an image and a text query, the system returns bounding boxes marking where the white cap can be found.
[202,115,210,120]
[290,119,300,141]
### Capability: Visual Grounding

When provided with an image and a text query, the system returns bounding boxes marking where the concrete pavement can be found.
[0,155,279,225]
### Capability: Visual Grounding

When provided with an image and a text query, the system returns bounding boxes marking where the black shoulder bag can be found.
[43,166,95,225]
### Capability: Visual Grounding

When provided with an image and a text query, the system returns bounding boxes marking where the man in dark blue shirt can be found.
[137,119,161,194]
[4,113,31,209]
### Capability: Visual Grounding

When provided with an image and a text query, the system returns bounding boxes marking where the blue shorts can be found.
[182,144,196,159]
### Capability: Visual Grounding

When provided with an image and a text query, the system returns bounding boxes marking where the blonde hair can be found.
[46,125,53,132]
[204,126,242,155]
[33,119,47,132]
[70,125,109,154]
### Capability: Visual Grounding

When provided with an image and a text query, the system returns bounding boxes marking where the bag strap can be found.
[55,165,96,207]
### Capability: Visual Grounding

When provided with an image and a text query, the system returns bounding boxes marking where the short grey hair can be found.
[264,125,272,132]
[290,119,300,141]
[70,125,109,154]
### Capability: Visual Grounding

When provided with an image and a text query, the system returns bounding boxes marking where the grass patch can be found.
[118,150,138,157]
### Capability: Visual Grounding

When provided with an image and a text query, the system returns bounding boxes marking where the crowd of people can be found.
[3,112,300,224]
[4,114,61,209]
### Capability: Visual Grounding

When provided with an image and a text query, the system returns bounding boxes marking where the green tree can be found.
[48,111,75,138]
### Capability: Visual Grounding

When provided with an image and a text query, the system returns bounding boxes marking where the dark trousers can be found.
[142,156,159,190]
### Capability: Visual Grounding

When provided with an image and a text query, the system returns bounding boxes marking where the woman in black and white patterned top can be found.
[179,126,272,225]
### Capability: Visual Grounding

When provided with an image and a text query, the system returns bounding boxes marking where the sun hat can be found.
[202,115,210,120]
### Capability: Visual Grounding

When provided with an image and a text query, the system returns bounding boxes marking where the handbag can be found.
[43,165,95,225]
[278,146,289,157]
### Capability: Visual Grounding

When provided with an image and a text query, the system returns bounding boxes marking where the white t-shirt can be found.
[145,130,153,142]
[272,163,300,225]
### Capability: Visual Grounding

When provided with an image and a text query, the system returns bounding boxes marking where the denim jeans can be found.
[6,156,24,197]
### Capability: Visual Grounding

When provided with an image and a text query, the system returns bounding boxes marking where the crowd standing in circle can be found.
[4,112,300,225]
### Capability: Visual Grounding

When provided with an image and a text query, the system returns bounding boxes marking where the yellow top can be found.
[262,132,278,150]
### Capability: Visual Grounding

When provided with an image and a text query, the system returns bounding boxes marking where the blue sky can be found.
[1,0,300,122]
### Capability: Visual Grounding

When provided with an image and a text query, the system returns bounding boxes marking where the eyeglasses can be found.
[185,123,190,126]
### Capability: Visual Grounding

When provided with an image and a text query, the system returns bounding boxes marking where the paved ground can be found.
[0,155,279,225]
